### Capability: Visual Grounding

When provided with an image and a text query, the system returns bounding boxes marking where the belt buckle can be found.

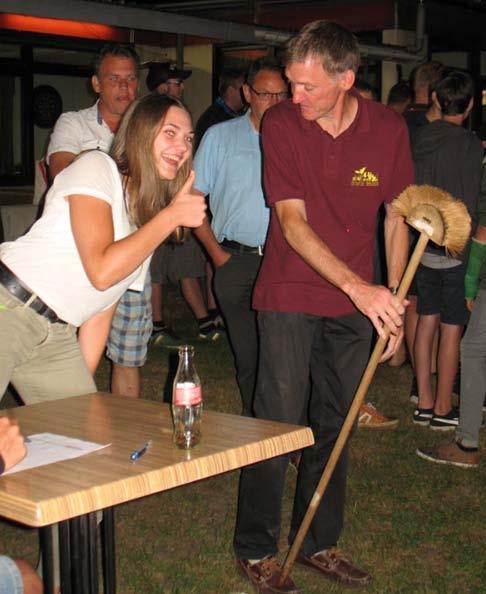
[257,245,264,256]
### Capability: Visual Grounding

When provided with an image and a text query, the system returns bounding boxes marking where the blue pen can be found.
[130,440,152,462]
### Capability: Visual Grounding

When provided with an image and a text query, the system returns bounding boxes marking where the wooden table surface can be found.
[0,393,314,527]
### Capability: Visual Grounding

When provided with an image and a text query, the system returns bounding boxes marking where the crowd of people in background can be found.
[1,17,485,593]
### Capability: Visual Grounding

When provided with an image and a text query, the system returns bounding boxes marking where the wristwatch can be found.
[389,286,399,296]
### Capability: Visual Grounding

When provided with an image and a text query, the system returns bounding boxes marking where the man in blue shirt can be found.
[194,58,288,415]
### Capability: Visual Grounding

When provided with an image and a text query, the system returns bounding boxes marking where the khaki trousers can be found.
[0,284,96,404]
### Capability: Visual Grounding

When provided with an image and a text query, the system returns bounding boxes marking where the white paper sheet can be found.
[3,433,111,475]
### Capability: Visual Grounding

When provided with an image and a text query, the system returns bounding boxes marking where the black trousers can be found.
[233,310,372,559]
[213,251,262,416]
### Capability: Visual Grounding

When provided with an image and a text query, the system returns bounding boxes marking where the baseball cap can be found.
[145,62,192,91]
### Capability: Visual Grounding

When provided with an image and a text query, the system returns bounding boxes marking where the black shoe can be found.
[208,308,225,331]
[198,317,221,341]
[429,407,459,431]
[149,324,181,346]
[413,407,433,426]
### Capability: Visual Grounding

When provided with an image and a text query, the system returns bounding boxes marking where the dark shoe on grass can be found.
[429,407,459,431]
[416,440,479,468]
[149,324,181,347]
[236,556,301,593]
[198,317,221,341]
[296,548,372,589]
[413,407,433,426]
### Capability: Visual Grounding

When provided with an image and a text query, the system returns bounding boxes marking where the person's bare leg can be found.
[15,559,43,594]
[388,339,406,366]
[406,295,438,375]
[205,262,217,311]
[111,363,140,398]
[180,277,208,320]
[405,295,419,370]
[430,325,439,375]
[151,282,163,324]
[434,323,463,416]
[414,314,439,409]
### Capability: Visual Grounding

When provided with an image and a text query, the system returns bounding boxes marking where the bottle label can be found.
[174,384,202,406]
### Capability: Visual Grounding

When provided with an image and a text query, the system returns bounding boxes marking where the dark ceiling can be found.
[116,0,486,53]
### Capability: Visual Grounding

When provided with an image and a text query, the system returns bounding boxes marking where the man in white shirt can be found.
[46,43,149,398]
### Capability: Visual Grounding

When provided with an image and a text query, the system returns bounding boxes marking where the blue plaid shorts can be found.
[106,275,152,367]
[0,556,22,594]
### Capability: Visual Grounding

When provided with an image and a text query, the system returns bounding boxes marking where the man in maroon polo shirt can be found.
[233,21,413,593]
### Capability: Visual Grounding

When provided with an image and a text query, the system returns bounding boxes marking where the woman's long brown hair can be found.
[110,94,192,240]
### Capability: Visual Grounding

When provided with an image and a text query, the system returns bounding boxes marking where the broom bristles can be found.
[392,184,471,257]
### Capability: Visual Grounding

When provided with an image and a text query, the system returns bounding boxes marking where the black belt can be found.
[0,261,67,324]
[221,239,263,255]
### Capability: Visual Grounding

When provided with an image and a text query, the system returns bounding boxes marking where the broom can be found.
[278,184,471,586]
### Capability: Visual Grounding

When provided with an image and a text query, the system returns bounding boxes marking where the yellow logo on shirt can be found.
[351,166,379,186]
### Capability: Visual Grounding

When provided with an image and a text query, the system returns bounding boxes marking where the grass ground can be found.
[1,286,485,593]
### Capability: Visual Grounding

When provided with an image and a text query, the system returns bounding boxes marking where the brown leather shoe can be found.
[296,548,372,589]
[236,556,301,593]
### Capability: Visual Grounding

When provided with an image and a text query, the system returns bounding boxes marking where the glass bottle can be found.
[172,345,202,449]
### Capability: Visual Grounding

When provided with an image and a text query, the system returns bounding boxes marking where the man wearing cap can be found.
[146,62,222,342]
[145,61,192,97]
[46,43,150,399]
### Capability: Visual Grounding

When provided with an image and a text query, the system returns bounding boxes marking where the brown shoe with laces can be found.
[358,402,399,429]
[236,555,301,593]
[296,548,372,588]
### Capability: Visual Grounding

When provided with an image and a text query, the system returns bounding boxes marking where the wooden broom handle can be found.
[278,231,430,586]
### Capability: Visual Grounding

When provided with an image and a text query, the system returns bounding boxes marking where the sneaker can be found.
[416,440,479,468]
[149,324,181,347]
[236,556,301,594]
[208,309,225,331]
[429,407,459,431]
[413,407,434,426]
[198,317,221,341]
[358,403,399,429]
[409,376,418,405]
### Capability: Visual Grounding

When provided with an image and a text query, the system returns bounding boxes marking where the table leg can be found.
[39,526,55,594]
[88,512,99,594]
[79,515,91,593]
[59,520,72,594]
[70,516,84,594]
[102,507,116,594]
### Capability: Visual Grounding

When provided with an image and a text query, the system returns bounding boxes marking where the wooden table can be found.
[0,393,314,593]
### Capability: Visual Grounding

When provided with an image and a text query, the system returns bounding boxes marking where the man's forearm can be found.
[194,217,230,268]
[276,198,405,340]
[384,207,408,290]
[276,199,362,294]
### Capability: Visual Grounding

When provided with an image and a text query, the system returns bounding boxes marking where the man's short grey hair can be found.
[285,20,360,75]
[246,57,284,87]
[94,43,140,77]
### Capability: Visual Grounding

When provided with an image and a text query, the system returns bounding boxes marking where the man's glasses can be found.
[249,86,289,101]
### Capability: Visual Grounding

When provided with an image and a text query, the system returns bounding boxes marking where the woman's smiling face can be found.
[152,106,193,180]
